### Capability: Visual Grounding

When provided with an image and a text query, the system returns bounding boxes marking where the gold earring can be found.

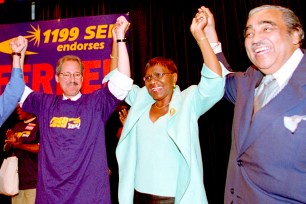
[173,84,176,89]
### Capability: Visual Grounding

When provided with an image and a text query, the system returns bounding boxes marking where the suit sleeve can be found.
[0,68,25,127]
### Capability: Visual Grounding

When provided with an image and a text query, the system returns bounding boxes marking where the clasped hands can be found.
[10,35,28,54]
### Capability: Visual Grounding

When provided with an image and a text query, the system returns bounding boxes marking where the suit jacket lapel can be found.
[233,68,263,153]
[119,88,154,142]
[242,54,306,153]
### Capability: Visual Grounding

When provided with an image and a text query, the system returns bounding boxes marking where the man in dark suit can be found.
[199,5,305,203]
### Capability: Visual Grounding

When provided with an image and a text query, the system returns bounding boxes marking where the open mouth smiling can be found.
[254,46,271,54]
[151,86,162,92]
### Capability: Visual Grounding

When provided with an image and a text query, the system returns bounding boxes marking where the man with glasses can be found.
[18,16,132,203]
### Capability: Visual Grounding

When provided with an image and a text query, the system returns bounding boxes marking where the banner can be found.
[0,13,129,94]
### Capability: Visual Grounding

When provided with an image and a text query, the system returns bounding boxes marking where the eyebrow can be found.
[244,20,278,35]
[61,72,82,74]
[245,20,277,30]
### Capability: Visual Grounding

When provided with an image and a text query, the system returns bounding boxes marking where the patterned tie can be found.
[254,75,279,113]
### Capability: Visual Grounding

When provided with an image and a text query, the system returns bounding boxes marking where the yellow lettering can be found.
[84,26,96,40]
[96,25,108,39]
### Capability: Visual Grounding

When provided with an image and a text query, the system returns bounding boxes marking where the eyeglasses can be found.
[143,72,173,82]
[59,72,83,80]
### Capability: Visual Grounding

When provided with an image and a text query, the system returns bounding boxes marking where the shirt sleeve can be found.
[19,85,33,107]
[0,68,25,127]
[104,69,133,100]
[210,42,222,54]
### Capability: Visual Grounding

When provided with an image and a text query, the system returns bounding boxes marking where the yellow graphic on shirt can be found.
[15,131,31,138]
[50,117,81,129]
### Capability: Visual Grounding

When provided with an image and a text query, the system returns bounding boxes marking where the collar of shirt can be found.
[272,48,303,89]
[62,92,82,101]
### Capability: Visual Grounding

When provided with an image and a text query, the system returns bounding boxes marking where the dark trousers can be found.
[133,190,175,204]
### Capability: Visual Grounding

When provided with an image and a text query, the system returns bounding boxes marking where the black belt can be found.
[133,189,175,204]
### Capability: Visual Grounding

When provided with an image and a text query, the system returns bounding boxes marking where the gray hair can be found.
[249,5,304,46]
[55,55,84,75]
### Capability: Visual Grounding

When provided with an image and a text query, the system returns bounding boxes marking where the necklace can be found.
[154,102,170,109]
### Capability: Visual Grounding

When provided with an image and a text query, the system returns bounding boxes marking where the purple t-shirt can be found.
[22,86,120,204]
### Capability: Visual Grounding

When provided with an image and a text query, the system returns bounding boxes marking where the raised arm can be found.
[200,6,233,72]
[113,16,131,77]
[104,17,133,101]
[19,36,28,70]
[11,36,27,70]
[0,36,27,126]
[190,7,222,76]
[110,23,119,71]
[200,6,219,44]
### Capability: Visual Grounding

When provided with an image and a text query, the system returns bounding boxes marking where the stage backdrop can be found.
[0,13,129,95]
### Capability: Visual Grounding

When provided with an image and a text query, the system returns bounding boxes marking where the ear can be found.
[55,74,59,83]
[172,73,178,84]
[291,29,301,45]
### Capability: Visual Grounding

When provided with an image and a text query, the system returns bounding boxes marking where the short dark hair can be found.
[145,57,178,74]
